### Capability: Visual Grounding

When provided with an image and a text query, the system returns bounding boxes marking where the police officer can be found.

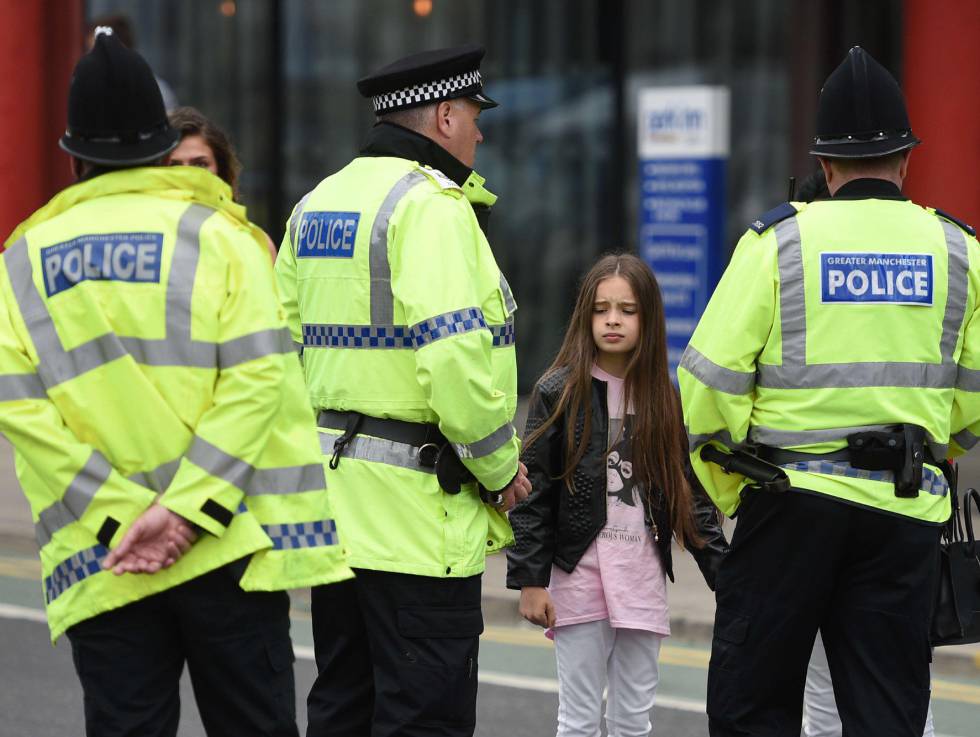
[275,45,531,736]
[0,30,351,737]
[679,46,980,737]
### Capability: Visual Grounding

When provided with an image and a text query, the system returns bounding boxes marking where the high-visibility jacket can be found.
[679,193,980,524]
[0,167,352,641]
[276,155,520,578]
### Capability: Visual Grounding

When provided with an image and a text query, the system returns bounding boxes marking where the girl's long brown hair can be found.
[524,254,701,547]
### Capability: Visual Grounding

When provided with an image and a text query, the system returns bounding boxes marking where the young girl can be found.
[507,253,727,737]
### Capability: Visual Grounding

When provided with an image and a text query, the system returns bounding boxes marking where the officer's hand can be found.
[519,586,556,628]
[103,504,198,575]
[493,462,531,512]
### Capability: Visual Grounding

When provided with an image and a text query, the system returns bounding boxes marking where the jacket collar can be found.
[360,122,473,186]
[832,178,906,201]
[5,167,247,248]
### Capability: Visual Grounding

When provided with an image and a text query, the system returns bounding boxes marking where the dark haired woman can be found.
[507,253,727,737]
[167,107,276,260]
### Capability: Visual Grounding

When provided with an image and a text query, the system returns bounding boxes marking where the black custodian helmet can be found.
[59,27,179,166]
[810,46,920,159]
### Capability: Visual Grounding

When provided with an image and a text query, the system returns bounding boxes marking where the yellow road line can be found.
[932,678,980,705]
[0,555,39,580]
[480,626,980,704]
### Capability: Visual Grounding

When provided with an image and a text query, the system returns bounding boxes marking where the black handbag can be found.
[931,484,980,646]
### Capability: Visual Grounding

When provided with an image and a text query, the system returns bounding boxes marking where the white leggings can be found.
[553,619,664,737]
[804,630,935,737]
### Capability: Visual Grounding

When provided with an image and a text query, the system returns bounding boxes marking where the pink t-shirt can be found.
[548,365,670,636]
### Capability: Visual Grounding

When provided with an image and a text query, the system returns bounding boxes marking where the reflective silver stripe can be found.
[679,345,755,395]
[781,460,948,496]
[186,436,325,495]
[940,220,970,362]
[127,458,181,494]
[0,373,46,401]
[499,272,517,314]
[293,341,304,355]
[957,367,980,392]
[750,424,897,447]
[686,428,745,453]
[217,327,293,368]
[5,204,217,387]
[453,422,515,460]
[34,451,113,547]
[318,430,435,474]
[288,191,313,255]
[751,424,947,462]
[410,307,488,349]
[370,171,429,325]
[952,428,979,450]
[774,216,806,366]
[757,361,957,389]
[251,462,326,495]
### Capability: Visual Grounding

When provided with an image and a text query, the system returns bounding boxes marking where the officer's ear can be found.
[898,149,911,183]
[70,156,86,182]
[435,100,455,139]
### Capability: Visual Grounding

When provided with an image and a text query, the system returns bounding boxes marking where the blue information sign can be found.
[637,87,729,375]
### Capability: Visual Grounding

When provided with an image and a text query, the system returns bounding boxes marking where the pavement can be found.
[1,435,979,679]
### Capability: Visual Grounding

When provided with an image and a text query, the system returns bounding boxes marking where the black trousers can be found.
[66,560,298,737]
[707,489,940,737]
[307,568,483,737]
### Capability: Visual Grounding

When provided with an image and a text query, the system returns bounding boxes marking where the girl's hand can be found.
[519,586,556,628]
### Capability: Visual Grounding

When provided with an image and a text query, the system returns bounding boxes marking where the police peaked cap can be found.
[60,28,179,166]
[357,44,498,115]
[810,46,920,159]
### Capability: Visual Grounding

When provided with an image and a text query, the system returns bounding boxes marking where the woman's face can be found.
[168,134,218,176]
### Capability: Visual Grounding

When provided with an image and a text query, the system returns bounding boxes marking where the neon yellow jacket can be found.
[0,167,352,641]
[276,154,520,577]
[680,195,980,524]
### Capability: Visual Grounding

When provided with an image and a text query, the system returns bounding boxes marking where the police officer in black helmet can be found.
[683,46,980,737]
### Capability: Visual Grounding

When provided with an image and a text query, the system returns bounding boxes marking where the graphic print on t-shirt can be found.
[606,417,639,507]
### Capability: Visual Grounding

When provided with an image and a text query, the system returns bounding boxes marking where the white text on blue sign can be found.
[297,212,360,258]
[820,253,933,305]
[42,233,163,297]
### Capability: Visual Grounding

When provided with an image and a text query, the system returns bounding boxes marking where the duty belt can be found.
[756,424,951,499]
[317,410,446,469]
[317,410,486,498]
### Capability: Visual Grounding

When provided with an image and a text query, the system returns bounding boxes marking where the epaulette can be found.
[748,202,799,234]
[418,165,461,191]
[934,208,976,237]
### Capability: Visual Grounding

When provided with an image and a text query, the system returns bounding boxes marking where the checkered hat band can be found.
[372,70,483,113]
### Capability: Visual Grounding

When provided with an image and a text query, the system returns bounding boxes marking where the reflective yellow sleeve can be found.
[390,193,519,492]
[159,226,288,536]
[275,202,303,349]
[679,230,778,515]
[950,266,980,456]
[0,261,155,547]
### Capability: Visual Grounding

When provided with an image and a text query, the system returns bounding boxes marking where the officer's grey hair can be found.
[376,103,437,132]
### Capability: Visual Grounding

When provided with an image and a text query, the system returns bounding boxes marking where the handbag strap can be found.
[963,488,980,552]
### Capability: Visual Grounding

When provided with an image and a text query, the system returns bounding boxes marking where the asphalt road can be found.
[0,606,710,737]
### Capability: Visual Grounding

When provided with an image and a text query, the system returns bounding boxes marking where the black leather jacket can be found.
[506,367,729,591]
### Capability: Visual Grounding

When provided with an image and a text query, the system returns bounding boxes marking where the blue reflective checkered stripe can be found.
[781,461,948,496]
[410,308,486,348]
[491,322,515,347]
[302,324,413,349]
[262,519,339,551]
[45,544,108,603]
[303,318,513,350]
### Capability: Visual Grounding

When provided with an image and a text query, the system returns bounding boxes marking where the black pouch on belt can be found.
[846,425,925,498]
[435,443,475,495]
